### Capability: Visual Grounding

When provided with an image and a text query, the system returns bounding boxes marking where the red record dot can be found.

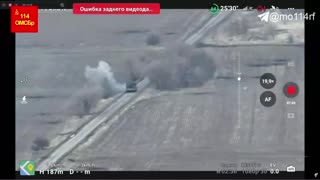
[287,86,296,95]
[283,82,299,98]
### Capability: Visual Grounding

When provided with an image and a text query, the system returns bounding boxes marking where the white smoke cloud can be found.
[63,61,125,115]
[85,61,125,97]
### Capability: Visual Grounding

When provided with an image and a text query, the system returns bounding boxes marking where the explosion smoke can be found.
[64,61,125,115]
[143,44,216,90]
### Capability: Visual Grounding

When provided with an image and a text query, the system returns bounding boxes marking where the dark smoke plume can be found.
[143,44,216,90]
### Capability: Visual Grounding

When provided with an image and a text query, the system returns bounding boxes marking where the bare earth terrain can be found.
[16,10,304,171]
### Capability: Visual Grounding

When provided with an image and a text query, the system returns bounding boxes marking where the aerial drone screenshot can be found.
[1,0,319,179]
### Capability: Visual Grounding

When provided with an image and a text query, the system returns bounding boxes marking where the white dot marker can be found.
[237,77,241,81]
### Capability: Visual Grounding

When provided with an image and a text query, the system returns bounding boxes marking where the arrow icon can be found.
[257,11,270,22]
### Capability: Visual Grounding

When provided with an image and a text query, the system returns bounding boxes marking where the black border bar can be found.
[12,0,304,9]
[15,171,305,179]
[305,0,320,178]
[0,9,16,180]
